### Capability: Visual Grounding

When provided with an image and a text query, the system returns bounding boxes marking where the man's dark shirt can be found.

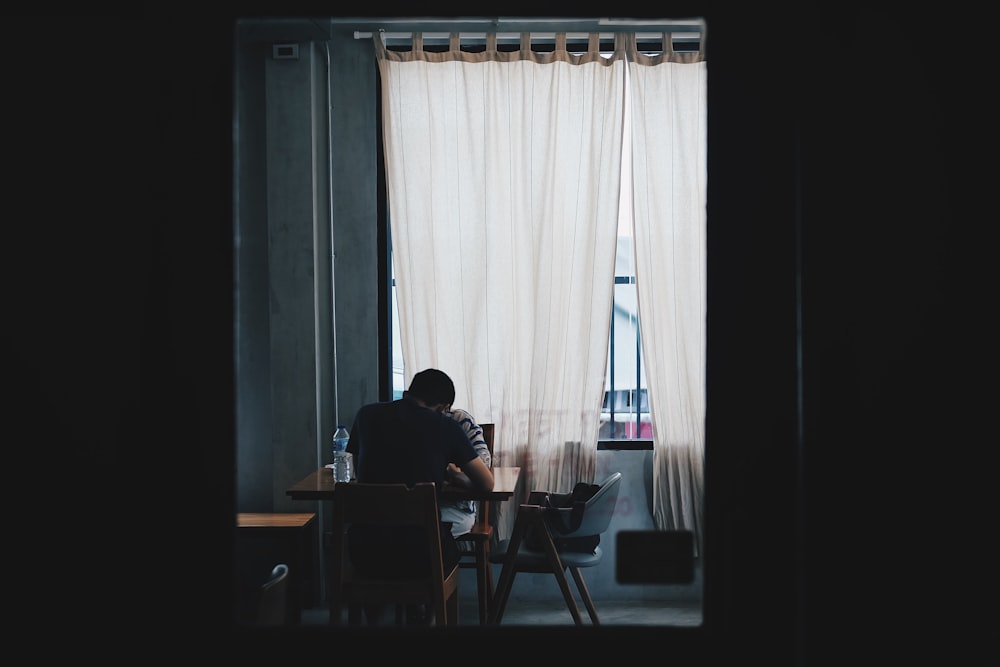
[347,396,478,483]
[345,396,479,576]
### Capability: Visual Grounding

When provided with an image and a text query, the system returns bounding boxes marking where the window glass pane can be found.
[600,103,650,440]
[600,233,649,440]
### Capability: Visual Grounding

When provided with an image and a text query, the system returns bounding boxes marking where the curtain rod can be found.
[334,16,704,27]
[353,31,701,41]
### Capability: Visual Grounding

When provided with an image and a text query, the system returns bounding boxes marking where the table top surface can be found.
[286,466,521,502]
[237,512,317,528]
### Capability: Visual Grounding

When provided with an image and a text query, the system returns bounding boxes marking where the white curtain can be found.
[376,32,707,548]
[377,33,626,539]
[627,34,707,555]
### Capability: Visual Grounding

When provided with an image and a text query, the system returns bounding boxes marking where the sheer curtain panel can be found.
[626,33,707,555]
[376,33,626,539]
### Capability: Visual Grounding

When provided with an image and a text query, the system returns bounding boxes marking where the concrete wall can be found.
[235,24,381,518]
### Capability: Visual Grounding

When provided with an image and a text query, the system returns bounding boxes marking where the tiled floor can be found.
[300,596,703,627]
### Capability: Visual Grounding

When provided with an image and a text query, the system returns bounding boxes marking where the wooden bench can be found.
[237,512,317,623]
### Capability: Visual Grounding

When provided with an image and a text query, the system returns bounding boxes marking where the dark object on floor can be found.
[616,530,695,584]
[255,563,289,625]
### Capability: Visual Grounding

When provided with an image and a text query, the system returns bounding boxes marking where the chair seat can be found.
[457,527,491,553]
[490,539,604,569]
[459,525,492,542]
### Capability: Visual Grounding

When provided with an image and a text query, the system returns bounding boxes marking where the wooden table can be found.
[286,466,521,502]
[237,512,317,624]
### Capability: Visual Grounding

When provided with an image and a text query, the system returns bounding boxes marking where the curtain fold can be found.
[377,33,626,540]
[626,33,708,555]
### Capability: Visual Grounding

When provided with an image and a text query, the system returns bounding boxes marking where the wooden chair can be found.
[455,422,495,624]
[255,563,289,625]
[328,482,460,626]
[488,471,623,625]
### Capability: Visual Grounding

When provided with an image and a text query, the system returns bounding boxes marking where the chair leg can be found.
[569,566,600,625]
[489,506,536,624]
[431,589,448,626]
[549,565,584,625]
[476,543,490,624]
[483,560,494,623]
[347,604,363,625]
[485,557,494,602]
[531,516,584,625]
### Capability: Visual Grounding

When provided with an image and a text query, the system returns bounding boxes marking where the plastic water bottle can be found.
[332,425,352,483]
[333,425,350,453]
[332,451,353,483]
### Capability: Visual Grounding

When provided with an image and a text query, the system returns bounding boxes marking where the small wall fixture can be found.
[272,43,299,60]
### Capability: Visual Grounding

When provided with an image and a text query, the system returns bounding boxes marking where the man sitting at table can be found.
[441,406,491,538]
[346,367,494,624]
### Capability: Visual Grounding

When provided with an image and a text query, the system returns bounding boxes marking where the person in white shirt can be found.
[441,406,491,538]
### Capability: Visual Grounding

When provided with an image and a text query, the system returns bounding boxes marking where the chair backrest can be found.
[332,480,441,530]
[329,481,455,622]
[255,562,289,625]
[550,472,622,538]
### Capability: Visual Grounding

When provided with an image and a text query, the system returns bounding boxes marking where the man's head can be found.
[404,368,456,411]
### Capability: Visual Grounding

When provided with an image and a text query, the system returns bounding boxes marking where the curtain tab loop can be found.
[588,33,600,54]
